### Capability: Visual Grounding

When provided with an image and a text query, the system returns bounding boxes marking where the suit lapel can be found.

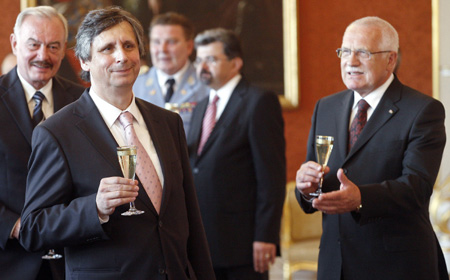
[345,78,401,161]
[137,99,173,215]
[335,90,354,160]
[189,97,208,161]
[73,91,121,174]
[1,68,34,144]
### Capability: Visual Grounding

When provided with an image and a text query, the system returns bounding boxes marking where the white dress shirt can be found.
[17,68,54,119]
[89,89,164,187]
[349,74,394,128]
[156,62,189,98]
[209,74,242,121]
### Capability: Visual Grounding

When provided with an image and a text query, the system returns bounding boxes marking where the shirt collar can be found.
[352,74,394,109]
[156,61,190,90]
[17,68,53,104]
[89,88,142,129]
[210,74,242,102]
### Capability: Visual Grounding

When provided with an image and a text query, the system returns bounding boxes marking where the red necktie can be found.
[349,99,370,150]
[119,112,163,213]
[197,95,219,155]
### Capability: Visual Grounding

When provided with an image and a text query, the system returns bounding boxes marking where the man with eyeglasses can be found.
[187,28,286,280]
[295,16,447,280]
[133,12,208,135]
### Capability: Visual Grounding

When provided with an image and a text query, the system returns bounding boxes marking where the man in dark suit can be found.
[187,28,286,280]
[0,6,83,280]
[19,7,214,280]
[296,16,448,280]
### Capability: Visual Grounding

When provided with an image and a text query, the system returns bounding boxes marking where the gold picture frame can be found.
[21,0,299,109]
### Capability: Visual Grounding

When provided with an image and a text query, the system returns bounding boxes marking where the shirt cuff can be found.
[9,219,20,239]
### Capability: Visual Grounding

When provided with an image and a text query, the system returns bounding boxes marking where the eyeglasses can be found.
[194,56,228,67]
[336,48,392,60]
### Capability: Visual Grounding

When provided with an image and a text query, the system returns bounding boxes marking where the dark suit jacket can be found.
[0,67,83,280]
[296,77,448,280]
[20,90,215,280]
[187,78,286,268]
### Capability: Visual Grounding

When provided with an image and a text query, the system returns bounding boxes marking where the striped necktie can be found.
[197,94,219,155]
[348,99,370,150]
[32,91,45,127]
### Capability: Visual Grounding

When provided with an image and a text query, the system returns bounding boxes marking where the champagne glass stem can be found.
[318,172,324,194]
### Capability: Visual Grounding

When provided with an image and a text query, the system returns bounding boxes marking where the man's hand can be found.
[253,241,276,273]
[96,177,139,220]
[312,168,361,214]
[296,161,330,200]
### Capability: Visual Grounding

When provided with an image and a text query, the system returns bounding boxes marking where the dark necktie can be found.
[164,78,175,102]
[32,91,45,127]
[348,99,370,150]
[119,112,163,213]
[197,94,219,155]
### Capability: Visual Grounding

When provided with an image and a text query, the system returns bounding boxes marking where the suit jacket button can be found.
[159,268,166,274]
[343,169,348,174]
[159,220,163,227]
[193,168,199,174]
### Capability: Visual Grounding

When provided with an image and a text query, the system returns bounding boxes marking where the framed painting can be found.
[21,0,299,108]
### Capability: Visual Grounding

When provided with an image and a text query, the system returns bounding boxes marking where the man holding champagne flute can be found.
[295,17,447,279]
[20,7,214,280]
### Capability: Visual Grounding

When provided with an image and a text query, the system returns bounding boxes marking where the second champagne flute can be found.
[310,135,334,197]
[117,145,144,216]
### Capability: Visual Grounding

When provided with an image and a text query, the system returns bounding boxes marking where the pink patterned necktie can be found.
[348,99,370,150]
[119,112,163,213]
[197,95,220,155]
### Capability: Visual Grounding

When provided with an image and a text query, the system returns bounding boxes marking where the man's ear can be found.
[10,33,18,56]
[232,57,243,73]
[80,58,90,72]
[387,51,398,72]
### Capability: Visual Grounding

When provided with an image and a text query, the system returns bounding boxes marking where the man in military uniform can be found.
[133,12,208,135]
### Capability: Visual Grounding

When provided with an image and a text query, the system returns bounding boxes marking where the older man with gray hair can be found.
[296,16,447,280]
[0,6,83,280]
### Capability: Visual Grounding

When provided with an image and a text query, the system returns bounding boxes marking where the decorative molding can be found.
[282,0,299,109]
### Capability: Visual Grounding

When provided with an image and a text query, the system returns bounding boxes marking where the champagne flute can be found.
[117,146,144,216]
[309,135,334,197]
[42,249,62,260]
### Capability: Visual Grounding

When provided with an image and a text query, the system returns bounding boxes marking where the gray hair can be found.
[75,6,145,82]
[14,6,68,42]
[194,28,242,60]
[346,16,399,52]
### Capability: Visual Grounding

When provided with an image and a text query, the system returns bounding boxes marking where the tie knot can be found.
[357,99,370,111]
[119,111,134,130]
[165,78,175,87]
[211,94,219,104]
[33,91,45,103]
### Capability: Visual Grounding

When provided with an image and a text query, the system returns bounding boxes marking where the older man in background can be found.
[0,6,83,280]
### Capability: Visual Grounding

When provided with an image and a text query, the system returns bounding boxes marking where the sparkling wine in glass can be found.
[117,146,144,216]
[310,135,334,197]
[42,249,62,260]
